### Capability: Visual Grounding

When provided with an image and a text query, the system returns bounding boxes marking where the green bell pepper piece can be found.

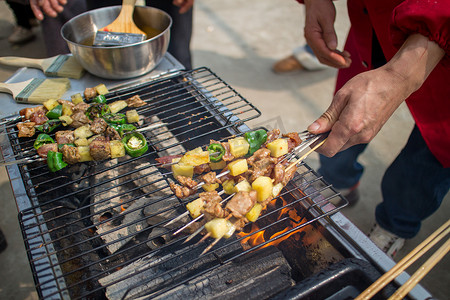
[122,132,148,157]
[103,113,126,125]
[35,119,62,133]
[207,143,225,162]
[92,94,107,104]
[244,129,268,156]
[85,103,111,120]
[118,124,137,137]
[58,143,76,150]
[33,134,55,150]
[47,150,68,172]
[45,104,63,119]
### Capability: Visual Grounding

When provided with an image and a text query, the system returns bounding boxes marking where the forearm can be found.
[382,33,445,98]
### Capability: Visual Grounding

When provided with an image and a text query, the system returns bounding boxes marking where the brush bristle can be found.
[16,78,71,103]
[45,56,85,79]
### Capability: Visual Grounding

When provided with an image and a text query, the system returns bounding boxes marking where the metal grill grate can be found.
[2,67,347,299]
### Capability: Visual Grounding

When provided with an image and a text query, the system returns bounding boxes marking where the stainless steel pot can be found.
[61,6,172,80]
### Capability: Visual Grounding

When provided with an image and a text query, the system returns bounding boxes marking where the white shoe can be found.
[368,223,405,258]
[8,26,35,44]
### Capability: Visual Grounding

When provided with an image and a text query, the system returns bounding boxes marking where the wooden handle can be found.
[356,219,450,300]
[101,0,146,36]
[0,57,45,69]
[388,238,450,300]
[0,80,31,98]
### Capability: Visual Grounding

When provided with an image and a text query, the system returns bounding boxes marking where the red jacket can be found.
[301,0,450,167]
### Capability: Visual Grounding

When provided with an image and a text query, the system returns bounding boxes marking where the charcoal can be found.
[99,239,244,299]
[44,201,105,299]
[95,197,150,254]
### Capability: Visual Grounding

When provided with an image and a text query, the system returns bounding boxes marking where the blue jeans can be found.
[319,126,450,238]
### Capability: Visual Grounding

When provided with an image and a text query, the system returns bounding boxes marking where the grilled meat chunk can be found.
[200,172,220,185]
[90,117,108,135]
[70,111,91,128]
[247,148,271,165]
[155,154,183,166]
[73,102,90,113]
[84,87,97,100]
[57,99,75,109]
[55,130,75,145]
[249,157,277,182]
[226,191,257,219]
[89,136,111,161]
[36,143,58,158]
[176,176,198,189]
[20,106,46,120]
[170,182,196,199]
[17,122,36,137]
[60,144,80,164]
[29,110,48,125]
[272,163,285,185]
[104,126,121,141]
[283,132,302,151]
[281,163,297,186]
[126,95,146,107]
[194,163,211,174]
[201,191,226,220]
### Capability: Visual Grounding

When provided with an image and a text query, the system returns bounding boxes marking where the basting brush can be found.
[0,78,71,103]
[93,0,147,47]
[0,55,85,79]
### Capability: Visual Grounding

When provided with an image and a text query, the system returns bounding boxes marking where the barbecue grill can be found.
[0,65,432,299]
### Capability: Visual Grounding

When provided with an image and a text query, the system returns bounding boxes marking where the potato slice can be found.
[228,136,249,158]
[227,159,248,176]
[202,183,220,192]
[43,98,59,111]
[272,183,284,197]
[235,180,252,192]
[109,100,128,114]
[110,140,126,158]
[267,138,289,158]
[246,203,263,222]
[252,176,273,202]
[222,179,236,195]
[126,109,140,123]
[172,161,194,178]
[204,218,229,239]
[186,198,204,218]
[179,147,210,166]
[74,125,94,139]
[78,146,93,162]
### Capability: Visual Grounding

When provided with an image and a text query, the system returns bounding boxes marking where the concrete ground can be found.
[0,1,448,299]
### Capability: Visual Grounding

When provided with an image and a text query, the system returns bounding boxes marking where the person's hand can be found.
[30,0,67,21]
[307,34,445,157]
[307,68,408,156]
[172,0,194,14]
[303,0,351,68]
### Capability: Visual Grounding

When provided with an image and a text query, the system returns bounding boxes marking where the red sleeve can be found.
[390,0,450,56]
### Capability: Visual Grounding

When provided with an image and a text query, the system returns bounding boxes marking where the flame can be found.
[120,205,126,212]
[238,195,309,249]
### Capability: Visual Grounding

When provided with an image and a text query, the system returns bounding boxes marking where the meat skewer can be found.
[179,134,327,255]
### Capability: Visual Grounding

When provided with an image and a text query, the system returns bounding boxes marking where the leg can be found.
[376,126,450,238]
[147,0,193,69]
[318,143,368,189]
[40,0,87,56]
[6,1,35,29]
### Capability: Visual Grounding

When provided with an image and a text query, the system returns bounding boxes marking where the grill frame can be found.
[0,67,432,300]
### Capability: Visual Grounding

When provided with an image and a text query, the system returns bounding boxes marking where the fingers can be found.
[29,0,44,20]
[173,0,194,14]
[32,0,66,19]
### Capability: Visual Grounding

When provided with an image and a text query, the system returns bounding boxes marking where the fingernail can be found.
[308,122,320,132]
